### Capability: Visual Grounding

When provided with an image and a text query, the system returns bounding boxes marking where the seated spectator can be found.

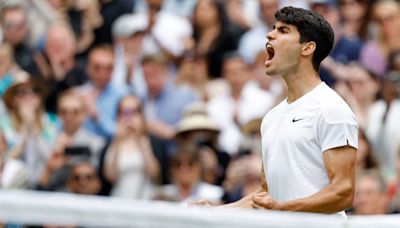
[175,52,211,101]
[39,90,105,191]
[366,72,400,180]
[46,0,102,55]
[352,170,390,215]
[77,44,126,140]
[175,102,230,185]
[334,63,380,129]
[207,53,273,154]
[312,0,363,86]
[141,0,192,58]
[0,42,28,115]
[67,157,102,195]
[360,0,400,77]
[36,22,88,113]
[111,13,147,97]
[355,129,379,175]
[157,145,223,204]
[141,54,198,140]
[0,77,58,188]
[190,0,242,78]
[0,2,40,76]
[222,117,262,203]
[238,0,279,65]
[103,95,160,199]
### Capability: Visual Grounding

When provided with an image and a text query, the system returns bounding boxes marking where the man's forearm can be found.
[275,181,354,213]
[218,188,263,209]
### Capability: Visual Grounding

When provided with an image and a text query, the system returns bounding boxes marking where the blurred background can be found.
[0,0,400,223]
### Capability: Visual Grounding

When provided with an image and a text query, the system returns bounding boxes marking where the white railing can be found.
[0,189,398,228]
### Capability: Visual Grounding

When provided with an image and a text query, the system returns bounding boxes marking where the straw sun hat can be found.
[176,102,219,135]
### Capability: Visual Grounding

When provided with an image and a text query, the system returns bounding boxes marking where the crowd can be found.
[0,0,400,217]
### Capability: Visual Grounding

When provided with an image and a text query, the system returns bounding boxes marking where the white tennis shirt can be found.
[261,82,358,214]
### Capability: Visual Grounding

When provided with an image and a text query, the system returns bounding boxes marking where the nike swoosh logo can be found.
[292,117,305,122]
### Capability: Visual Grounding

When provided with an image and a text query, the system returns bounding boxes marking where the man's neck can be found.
[283,67,321,104]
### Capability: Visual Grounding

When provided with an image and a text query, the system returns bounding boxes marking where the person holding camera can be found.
[103,95,160,199]
[39,90,105,192]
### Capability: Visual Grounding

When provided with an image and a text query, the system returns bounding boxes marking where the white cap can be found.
[112,14,148,38]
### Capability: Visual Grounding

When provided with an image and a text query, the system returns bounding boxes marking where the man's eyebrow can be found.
[273,24,291,31]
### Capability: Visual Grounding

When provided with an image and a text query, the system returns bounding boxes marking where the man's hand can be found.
[252,192,280,210]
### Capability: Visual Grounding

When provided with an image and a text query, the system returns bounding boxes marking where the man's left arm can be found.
[252,145,356,213]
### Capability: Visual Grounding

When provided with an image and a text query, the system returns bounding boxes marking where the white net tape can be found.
[0,189,398,228]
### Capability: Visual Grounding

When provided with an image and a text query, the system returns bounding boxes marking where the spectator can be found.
[0,43,28,115]
[67,158,102,195]
[175,102,230,186]
[334,63,380,129]
[103,95,160,199]
[360,0,400,77]
[111,13,147,97]
[157,145,223,204]
[338,0,371,40]
[191,0,242,78]
[238,0,279,64]
[39,90,105,191]
[36,23,87,113]
[207,53,273,154]
[133,0,193,58]
[141,54,198,140]
[366,72,400,180]
[356,129,379,172]
[312,0,364,86]
[0,77,58,188]
[77,44,126,140]
[46,0,103,55]
[175,52,211,101]
[0,2,40,76]
[352,170,390,215]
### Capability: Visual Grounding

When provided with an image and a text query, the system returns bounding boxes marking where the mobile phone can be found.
[64,146,91,156]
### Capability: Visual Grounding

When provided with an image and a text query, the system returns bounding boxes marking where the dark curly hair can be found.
[275,6,335,71]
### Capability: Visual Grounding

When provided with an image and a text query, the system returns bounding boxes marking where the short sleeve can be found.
[316,106,359,152]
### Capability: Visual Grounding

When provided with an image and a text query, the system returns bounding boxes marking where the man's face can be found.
[87,49,114,89]
[354,176,387,215]
[265,21,303,77]
[223,58,249,91]
[142,62,167,96]
[68,163,101,195]
[1,8,28,46]
[58,96,86,132]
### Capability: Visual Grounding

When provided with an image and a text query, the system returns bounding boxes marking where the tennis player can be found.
[193,6,358,217]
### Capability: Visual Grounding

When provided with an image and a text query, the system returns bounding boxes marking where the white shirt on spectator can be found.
[366,99,400,179]
[208,81,274,154]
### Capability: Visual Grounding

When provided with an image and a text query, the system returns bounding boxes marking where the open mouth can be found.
[266,43,275,61]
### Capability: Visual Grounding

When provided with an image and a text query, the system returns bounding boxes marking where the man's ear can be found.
[301,41,316,57]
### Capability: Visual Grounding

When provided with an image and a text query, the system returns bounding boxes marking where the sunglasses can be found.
[72,173,96,181]
[118,107,141,117]
[59,108,82,116]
